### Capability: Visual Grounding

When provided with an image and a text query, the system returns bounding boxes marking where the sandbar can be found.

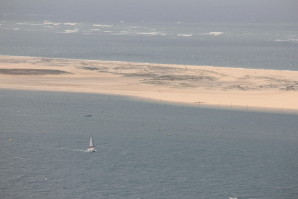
[1,55,298,113]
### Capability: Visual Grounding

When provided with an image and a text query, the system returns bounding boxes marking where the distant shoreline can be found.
[1,55,298,113]
[1,53,298,72]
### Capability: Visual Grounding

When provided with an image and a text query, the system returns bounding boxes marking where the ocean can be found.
[1,18,298,199]
[0,20,298,70]
[0,90,298,199]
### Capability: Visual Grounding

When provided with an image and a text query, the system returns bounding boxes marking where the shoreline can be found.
[1,87,296,115]
[1,55,298,113]
[2,54,298,72]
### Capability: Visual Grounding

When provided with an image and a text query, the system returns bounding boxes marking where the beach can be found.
[1,55,298,112]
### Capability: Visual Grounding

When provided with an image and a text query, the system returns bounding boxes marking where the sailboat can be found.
[86,136,96,152]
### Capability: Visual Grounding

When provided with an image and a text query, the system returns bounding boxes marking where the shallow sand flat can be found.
[1,55,298,112]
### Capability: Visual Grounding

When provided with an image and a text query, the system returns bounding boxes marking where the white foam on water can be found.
[29,23,44,26]
[135,31,166,36]
[112,31,161,36]
[63,29,80,33]
[205,32,224,36]
[275,38,298,43]
[177,34,192,37]
[64,23,77,26]
[92,24,113,28]
[43,21,61,26]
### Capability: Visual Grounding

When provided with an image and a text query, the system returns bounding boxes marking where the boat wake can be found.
[12,156,30,160]
[47,146,86,152]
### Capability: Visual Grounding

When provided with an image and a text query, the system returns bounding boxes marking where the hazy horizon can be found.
[1,0,298,23]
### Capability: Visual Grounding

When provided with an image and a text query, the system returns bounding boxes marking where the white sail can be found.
[86,136,96,152]
[89,136,94,147]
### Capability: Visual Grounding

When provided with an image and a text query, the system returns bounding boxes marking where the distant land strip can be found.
[0,55,298,113]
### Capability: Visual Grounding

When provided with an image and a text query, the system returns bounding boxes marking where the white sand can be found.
[1,55,298,113]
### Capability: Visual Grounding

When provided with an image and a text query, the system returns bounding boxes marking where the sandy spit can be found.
[1,55,298,113]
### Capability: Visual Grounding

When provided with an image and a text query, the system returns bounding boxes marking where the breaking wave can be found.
[205,32,224,36]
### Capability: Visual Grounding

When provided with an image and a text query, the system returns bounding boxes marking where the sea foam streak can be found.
[135,32,166,36]
[64,23,77,26]
[63,29,80,33]
[43,21,61,26]
[177,34,192,37]
[205,32,224,36]
[275,38,298,43]
[93,24,113,28]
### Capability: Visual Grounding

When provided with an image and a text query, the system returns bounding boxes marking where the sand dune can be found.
[1,55,297,113]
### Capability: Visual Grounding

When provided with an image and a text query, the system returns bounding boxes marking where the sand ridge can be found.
[1,55,298,112]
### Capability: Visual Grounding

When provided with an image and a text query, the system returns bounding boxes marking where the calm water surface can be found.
[0,90,298,199]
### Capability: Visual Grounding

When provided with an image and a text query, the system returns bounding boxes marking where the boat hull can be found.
[86,147,96,152]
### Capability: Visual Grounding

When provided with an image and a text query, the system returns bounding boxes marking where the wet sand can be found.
[1,55,298,113]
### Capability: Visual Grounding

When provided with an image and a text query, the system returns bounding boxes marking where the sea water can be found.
[0,20,298,70]
[0,90,298,199]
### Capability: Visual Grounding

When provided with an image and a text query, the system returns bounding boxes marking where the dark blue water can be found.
[0,20,298,70]
[1,90,298,199]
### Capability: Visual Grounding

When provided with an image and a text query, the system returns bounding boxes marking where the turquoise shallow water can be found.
[0,90,298,199]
